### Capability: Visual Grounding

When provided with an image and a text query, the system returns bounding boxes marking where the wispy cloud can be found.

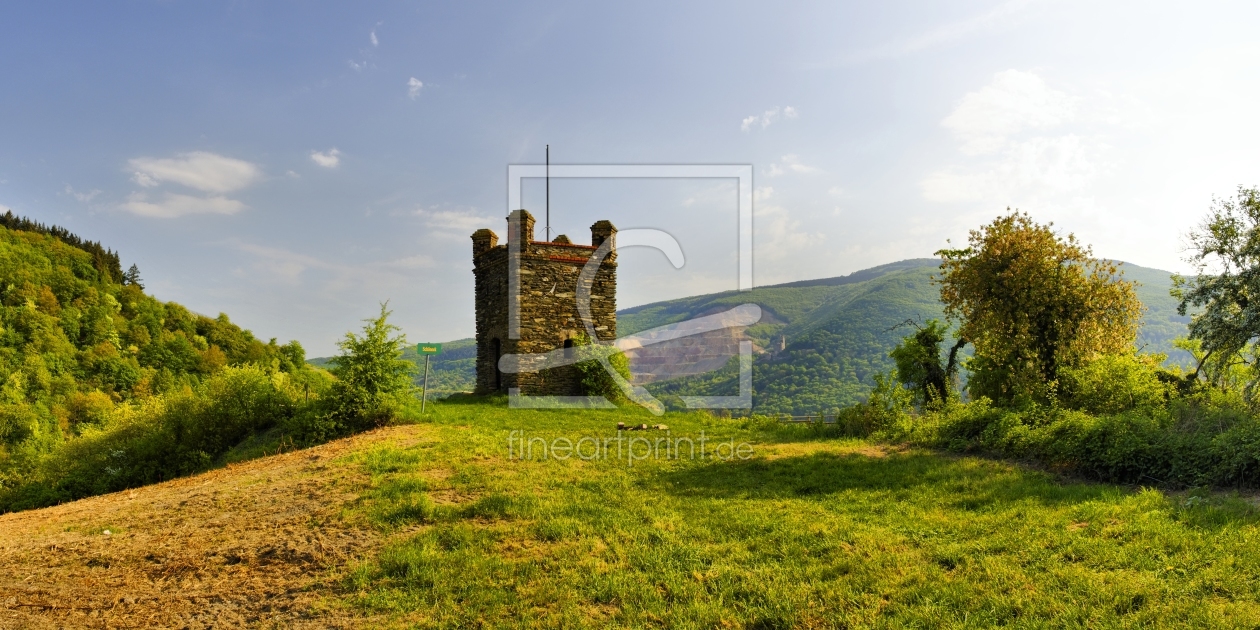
[942,69,1076,155]
[121,151,260,218]
[764,154,820,177]
[741,105,798,132]
[233,241,435,288]
[920,70,1105,205]
[310,148,341,168]
[128,151,261,194]
[756,204,825,262]
[408,77,424,100]
[63,185,101,203]
[839,0,1037,65]
[415,206,494,232]
[370,29,379,47]
[119,192,246,218]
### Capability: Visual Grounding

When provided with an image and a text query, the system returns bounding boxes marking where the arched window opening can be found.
[491,338,502,390]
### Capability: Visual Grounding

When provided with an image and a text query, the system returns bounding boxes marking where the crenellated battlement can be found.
[471,209,617,395]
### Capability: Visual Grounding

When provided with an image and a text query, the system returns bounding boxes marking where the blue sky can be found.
[2,1,1259,354]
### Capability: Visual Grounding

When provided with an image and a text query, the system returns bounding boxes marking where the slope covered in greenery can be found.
[337,259,1189,414]
[0,220,319,509]
[639,259,1189,414]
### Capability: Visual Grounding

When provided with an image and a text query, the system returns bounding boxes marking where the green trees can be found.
[0,218,332,510]
[1173,186,1260,392]
[889,319,962,407]
[123,264,143,289]
[867,204,1260,488]
[300,304,415,440]
[936,212,1144,404]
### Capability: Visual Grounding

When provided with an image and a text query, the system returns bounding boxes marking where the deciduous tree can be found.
[936,211,1142,404]
[1173,186,1260,389]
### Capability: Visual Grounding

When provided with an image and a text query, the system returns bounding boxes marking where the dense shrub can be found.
[572,333,633,403]
[289,304,415,444]
[1058,353,1171,415]
[0,365,301,511]
[897,396,1260,488]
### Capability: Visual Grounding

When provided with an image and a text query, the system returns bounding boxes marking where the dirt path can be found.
[0,425,419,629]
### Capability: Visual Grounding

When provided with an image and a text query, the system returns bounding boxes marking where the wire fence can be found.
[773,414,838,424]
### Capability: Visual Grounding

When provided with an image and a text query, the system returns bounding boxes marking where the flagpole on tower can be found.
[545,144,551,242]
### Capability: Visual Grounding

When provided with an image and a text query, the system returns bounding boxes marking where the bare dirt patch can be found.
[0,425,424,629]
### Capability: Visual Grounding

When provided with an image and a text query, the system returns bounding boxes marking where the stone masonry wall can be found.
[472,210,617,395]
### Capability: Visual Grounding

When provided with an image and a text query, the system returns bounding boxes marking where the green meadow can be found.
[336,398,1260,629]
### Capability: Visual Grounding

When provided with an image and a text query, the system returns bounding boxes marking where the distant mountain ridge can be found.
[640,259,1189,413]
[335,259,1190,413]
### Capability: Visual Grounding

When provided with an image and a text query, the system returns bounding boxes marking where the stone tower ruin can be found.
[471,209,617,395]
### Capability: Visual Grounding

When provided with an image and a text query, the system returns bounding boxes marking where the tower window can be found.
[491,338,502,390]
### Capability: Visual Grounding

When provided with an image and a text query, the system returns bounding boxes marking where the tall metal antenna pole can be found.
[545,145,551,241]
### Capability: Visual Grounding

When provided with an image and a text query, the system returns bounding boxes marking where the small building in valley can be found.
[471,209,617,395]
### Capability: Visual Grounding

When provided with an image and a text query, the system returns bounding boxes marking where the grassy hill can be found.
[396,259,1191,414]
[5,400,1260,627]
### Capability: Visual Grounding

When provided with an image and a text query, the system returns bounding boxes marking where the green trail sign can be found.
[416,343,442,413]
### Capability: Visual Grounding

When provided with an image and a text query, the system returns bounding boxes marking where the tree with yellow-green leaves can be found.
[935,211,1144,405]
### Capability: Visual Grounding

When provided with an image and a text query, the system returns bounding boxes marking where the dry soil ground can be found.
[0,426,416,629]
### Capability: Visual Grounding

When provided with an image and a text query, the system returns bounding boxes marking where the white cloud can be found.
[63,185,101,202]
[236,242,329,284]
[828,186,845,197]
[119,192,246,218]
[415,207,494,232]
[756,204,825,262]
[754,186,774,202]
[408,77,424,99]
[840,0,1036,65]
[942,69,1076,155]
[380,254,436,270]
[921,134,1105,204]
[921,70,1104,207]
[233,241,434,288]
[740,106,798,132]
[765,154,820,177]
[310,148,341,168]
[370,30,379,47]
[127,151,261,193]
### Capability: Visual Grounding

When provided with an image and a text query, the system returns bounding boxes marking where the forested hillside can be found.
[395,259,1189,414]
[0,219,324,510]
[640,260,1190,413]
